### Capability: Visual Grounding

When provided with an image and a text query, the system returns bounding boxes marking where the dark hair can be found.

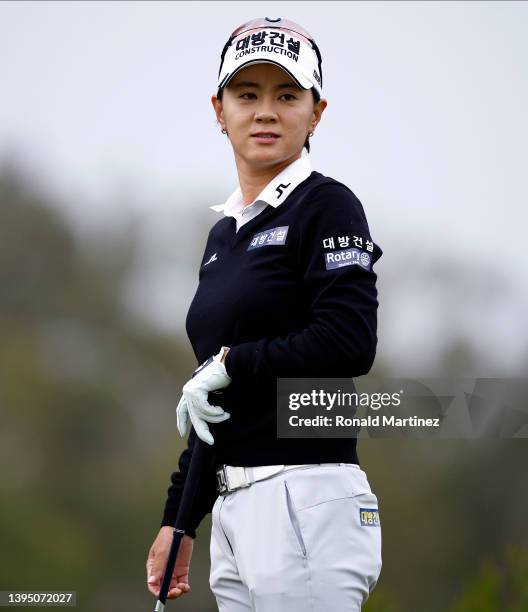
[216,86,321,153]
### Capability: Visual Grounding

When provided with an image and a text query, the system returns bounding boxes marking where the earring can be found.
[221,128,228,135]
[308,131,314,138]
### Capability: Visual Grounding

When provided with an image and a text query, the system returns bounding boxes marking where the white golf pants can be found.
[209,463,382,611]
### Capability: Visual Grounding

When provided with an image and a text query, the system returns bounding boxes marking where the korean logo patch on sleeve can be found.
[322,234,374,271]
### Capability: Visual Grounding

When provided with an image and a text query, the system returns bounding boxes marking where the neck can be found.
[234,152,302,205]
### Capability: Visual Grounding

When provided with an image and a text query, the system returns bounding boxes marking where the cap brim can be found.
[220,58,313,91]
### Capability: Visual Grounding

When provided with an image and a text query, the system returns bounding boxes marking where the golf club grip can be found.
[155,437,211,610]
[157,527,184,609]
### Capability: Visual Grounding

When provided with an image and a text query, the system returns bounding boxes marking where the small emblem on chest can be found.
[247,226,289,250]
[203,252,218,266]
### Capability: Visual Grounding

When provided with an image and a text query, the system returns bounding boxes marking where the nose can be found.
[254,98,278,123]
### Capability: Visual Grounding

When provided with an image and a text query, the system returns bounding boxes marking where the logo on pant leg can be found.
[359,508,380,526]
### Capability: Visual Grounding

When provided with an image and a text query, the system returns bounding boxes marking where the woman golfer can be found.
[147,17,383,611]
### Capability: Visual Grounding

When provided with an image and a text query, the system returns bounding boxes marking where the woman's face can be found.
[212,63,327,169]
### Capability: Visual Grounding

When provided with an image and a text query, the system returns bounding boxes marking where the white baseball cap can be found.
[218,17,323,96]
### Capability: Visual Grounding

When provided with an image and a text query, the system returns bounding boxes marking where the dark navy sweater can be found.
[161,170,383,537]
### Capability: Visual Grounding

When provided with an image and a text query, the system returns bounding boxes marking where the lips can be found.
[251,132,280,138]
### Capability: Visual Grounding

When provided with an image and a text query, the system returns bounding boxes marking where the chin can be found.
[245,149,284,165]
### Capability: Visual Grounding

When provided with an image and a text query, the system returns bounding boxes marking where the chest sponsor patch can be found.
[247,226,289,250]
[324,247,372,271]
[359,508,380,527]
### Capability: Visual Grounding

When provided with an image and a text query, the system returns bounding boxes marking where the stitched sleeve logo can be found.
[324,248,372,271]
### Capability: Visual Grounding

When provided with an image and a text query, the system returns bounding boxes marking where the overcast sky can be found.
[1,1,527,372]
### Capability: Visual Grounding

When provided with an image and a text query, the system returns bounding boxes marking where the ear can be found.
[312,98,328,130]
[211,95,225,129]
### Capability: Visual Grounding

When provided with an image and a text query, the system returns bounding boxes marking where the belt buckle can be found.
[216,465,230,495]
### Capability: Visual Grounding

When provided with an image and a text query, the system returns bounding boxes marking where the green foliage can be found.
[0,169,216,610]
[451,546,528,612]
[1,167,527,612]
[364,585,402,612]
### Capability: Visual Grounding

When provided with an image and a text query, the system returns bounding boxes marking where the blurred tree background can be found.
[0,165,526,612]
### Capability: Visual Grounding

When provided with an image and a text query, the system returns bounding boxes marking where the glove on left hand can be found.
[176,349,232,445]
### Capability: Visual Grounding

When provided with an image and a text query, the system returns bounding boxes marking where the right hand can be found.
[146,526,194,600]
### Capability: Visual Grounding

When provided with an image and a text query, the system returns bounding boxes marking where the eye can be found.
[280,93,297,101]
[240,92,257,99]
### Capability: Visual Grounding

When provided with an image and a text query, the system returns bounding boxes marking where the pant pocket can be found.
[284,480,307,558]
[356,492,381,528]
[354,492,383,593]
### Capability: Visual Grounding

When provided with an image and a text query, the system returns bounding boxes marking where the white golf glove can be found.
[176,347,232,445]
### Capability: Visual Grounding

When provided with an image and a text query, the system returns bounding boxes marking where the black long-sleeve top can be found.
[161,170,383,537]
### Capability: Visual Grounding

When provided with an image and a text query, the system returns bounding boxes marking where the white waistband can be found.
[216,463,361,494]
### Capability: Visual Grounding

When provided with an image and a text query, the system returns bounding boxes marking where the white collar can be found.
[210,153,313,215]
